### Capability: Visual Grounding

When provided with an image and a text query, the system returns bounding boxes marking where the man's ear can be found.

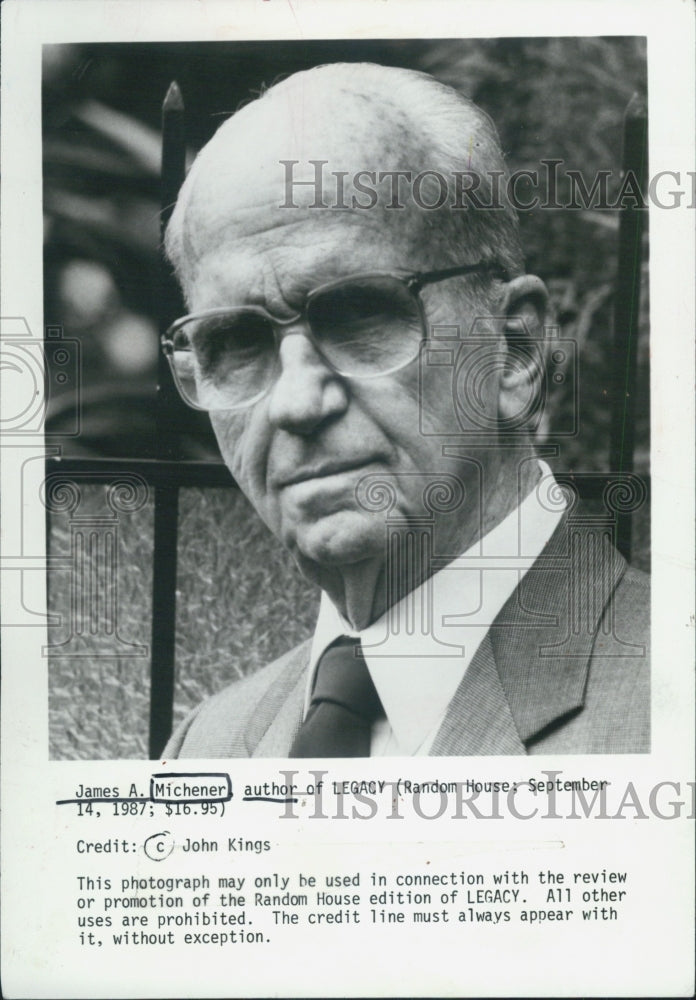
[496,274,550,430]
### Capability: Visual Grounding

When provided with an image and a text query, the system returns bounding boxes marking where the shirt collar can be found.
[307,461,566,753]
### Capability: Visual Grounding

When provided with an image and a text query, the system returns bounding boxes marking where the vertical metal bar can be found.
[149,82,186,759]
[610,93,648,560]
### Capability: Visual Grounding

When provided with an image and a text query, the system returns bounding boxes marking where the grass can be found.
[47,486,319,759]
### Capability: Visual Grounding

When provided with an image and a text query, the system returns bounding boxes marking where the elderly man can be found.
[162,62,649,758]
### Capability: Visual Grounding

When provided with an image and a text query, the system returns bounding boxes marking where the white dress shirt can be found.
[304,461,567,756]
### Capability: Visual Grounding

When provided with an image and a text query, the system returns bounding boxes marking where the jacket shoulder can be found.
[589,563,650,751]
[534,561,650,755]
[162,640,310,759]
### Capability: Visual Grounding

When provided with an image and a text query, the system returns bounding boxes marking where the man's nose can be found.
[266,332,349,434]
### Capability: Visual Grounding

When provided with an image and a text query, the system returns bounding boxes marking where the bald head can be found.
[165,62,523,299]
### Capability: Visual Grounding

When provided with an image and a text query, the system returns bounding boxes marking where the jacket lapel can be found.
[430,632,526,754]
[433,511,628,754]
[249,642,308,757]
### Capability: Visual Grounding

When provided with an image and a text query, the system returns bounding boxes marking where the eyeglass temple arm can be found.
[407,261,511,292]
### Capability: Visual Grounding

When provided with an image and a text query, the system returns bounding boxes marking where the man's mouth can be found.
[274,459,377,489]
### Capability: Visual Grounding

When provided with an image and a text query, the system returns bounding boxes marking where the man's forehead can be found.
[184,208,422,312]
[177,98,436,292]
[182,179,426,302]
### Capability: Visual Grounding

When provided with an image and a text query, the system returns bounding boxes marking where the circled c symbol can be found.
[143,830,175,861]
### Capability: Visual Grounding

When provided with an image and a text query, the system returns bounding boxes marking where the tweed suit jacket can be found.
[164,512,650,758]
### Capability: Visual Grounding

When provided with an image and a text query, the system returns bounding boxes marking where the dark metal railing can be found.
[609,93,649,558]
[149,81,189,759]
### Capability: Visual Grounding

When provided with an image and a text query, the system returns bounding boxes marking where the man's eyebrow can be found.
[258,243,346,313]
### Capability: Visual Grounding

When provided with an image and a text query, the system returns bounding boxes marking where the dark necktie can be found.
[289,637,384,757]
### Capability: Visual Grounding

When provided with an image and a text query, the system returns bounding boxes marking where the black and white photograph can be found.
[43,35,652,761]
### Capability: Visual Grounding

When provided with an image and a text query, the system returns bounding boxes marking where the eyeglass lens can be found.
[169,275,424,410]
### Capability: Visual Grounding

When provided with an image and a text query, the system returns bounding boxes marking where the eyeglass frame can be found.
[161,259,512,412]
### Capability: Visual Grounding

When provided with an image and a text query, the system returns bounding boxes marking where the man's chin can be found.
[284,511,385,570]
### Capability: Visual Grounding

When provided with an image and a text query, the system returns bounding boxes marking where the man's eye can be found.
[321,288,394,326]
[311,283,418,340]
[192,315,272,370]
